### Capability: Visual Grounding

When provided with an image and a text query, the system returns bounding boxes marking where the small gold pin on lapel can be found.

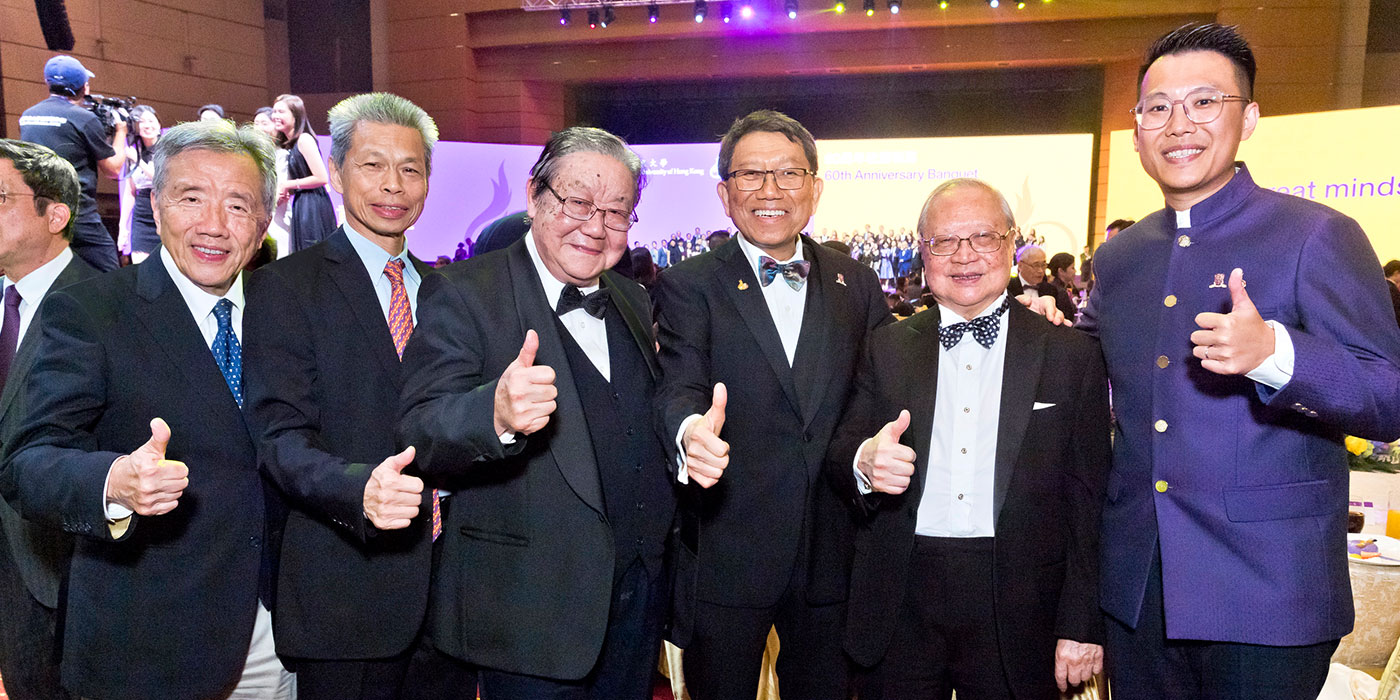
[836,273,846,287]
[737,280,749,290]
[1209,273,1226,289]
[1177,234,1191,247]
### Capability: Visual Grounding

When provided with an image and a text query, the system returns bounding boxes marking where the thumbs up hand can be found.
[683,383,730,489]
[1190,268,1274,375]
[494,330,558,436]
[363,446,423,531]
[857,410,917,495]
[106,417,189,516]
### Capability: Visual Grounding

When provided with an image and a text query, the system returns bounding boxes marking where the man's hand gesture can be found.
[857,409,917,494]
[494,330,557,436]
[363,446,422,530]
[106,418,188,516]
[683,383,729,488]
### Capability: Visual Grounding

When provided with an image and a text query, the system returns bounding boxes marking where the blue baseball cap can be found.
[44,55,94,94]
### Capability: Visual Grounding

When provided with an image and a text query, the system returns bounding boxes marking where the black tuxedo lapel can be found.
[600,270,659,380]
[0,256,95,424]
[715,241,801,417]
[505,241,604,517]
[322,229,403,387]
[791,238,832,430]
[901,308,942,507]
[992,303,1047,526]
[133,256,247,426]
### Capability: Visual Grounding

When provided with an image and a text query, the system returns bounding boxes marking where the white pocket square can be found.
[1032,402,1056,410]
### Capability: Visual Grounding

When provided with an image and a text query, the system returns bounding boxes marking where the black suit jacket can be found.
[399,239,664,680]
[0,257,266,700]
[828,303,1110,696]
[244,228,435,660]
[653,235,891,643]
[0,253,98,611]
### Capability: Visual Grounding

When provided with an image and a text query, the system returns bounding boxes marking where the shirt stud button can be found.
[1157,355,1170,369]
[1154,419,1168,432]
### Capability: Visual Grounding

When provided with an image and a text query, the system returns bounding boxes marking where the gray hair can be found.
[152,120,277,218]
[916,178,1016,239]
[528,126,646,208]
[328,92,440,176]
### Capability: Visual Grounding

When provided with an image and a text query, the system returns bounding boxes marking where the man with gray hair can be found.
[244,92,459,700]
[0,138,99,699]
[401,125,675,699]
[0,120,294,699]
[829,178,1108,699]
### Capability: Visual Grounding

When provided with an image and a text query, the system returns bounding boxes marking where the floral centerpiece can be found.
[1347,436,1400,473]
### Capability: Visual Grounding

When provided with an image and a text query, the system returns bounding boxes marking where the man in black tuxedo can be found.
[0,121,293,700]
[828,178,1109,699]
[0,139,99,699]
[400,126,675,700]
[244,93,456,699]
[652,110,891,700]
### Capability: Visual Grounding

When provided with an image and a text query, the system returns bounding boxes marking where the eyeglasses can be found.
[725,168,814,192]
[542,182,638,232]
[921,229,1013,256]
[1131,89,1249,130]
[0,191,39,207]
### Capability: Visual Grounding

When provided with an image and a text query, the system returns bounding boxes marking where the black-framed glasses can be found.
[921,229,1014,256]
[0,191,39,207]
[725,168,814,191]
[1131,89,1250,130]
[542,182,638,232]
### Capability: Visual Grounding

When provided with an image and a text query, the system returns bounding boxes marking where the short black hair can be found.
[1385,260,1400,278]
[718,110,818,181]
[1106,218,1137,232]
[1139,23,1256,99]
[198,103,226,119]
[0,138,81,240]
[1048,252,1076,277]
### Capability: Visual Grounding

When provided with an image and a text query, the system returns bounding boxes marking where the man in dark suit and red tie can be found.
[652,110,891,700]
[0,120,293,699]
[1079,23,1400,699]
[243,92,457,700]
[400,126,675,700]
[828,178,1109,699]
[0,139,99,700]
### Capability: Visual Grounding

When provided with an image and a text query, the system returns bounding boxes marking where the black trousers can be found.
[683,547,850,700]
[0,521,72,700]
[289,653,413,700]
[476,558,666,700]
[70,211,118,272]
[1105,544,1337,700]
[862,537,1048,700]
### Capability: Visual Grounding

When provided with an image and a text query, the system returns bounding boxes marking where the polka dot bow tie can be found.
[938,296,1011,351]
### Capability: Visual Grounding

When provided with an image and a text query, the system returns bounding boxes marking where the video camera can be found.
[83,94,138,139]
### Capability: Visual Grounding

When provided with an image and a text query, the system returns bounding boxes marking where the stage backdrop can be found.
[1105,103,1400,263]
[314,132,1095,262]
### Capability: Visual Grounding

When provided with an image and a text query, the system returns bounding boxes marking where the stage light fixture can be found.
[1016,0,1025,7]
[601,5,614,26]
[588,8,599,27]
[887,0,901,13]
[559,7,571,25]
[864,0,874,15]
[988,0,999,7]
[648,3,659,22]
[786,0,798,18]
[939,1,948,8]
[834,1,845,13]
[721,3,731,22]
[694,0,706,22]
[740,4,754,18]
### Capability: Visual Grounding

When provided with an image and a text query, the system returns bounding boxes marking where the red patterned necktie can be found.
[385,259,440,540]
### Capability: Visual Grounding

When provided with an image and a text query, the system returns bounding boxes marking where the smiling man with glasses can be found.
[1074,22,1400,699]
[401,126,676,700]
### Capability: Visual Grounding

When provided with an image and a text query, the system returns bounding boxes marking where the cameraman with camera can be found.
[18,55,127,271]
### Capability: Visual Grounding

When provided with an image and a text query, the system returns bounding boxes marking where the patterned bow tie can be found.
[938,296,1011,350]
[759,256,811,291]
[557,284,610,319]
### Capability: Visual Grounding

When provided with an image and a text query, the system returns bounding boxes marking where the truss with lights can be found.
[524,0,698,8]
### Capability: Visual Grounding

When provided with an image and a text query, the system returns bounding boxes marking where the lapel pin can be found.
[1209,273,1227,289]
[737,280,749,290]
[836,273,846,287]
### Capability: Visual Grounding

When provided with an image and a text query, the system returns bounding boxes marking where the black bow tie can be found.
[938,296,1011,350]
[557,284,610,320]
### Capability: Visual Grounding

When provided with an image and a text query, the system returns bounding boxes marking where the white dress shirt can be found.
[1,246,74,344]
[1174,204,1295,389]
[343,223,422,325]
[104,250,247,520]
[674,233,809,483]
[524,234,610,381]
